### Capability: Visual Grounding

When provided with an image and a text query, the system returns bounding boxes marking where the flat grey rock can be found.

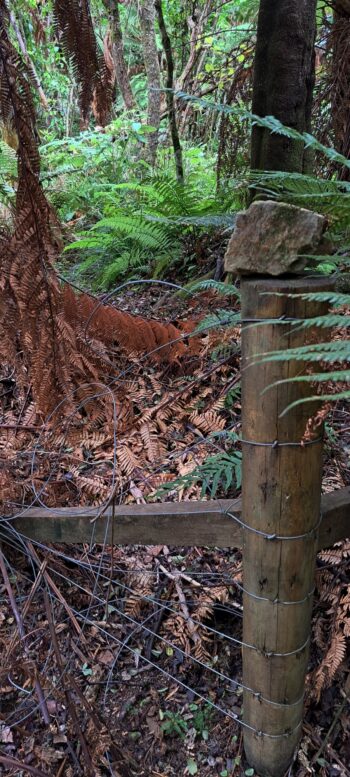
[224,200,326,276]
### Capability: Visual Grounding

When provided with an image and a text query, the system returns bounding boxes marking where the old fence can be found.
[8,276,350,777]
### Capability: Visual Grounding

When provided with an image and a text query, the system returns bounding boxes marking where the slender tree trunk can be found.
[176,0,214,93]
[251,0,317,173]
[9,10,48,109]
[138,0,161,166]
[102,0,134,110]
[154,0,184,183]
[332,1,350,179]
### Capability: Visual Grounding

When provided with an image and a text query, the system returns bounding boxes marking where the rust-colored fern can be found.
[0,5,193,423]
[53,0,114,127]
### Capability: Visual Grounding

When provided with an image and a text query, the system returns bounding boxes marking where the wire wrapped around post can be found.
[240,275,333,777]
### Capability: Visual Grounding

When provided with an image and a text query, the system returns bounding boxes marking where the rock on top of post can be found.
[224,200,326,276]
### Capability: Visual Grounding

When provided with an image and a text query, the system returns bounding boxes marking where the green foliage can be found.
[189,279,240,297]
[159,703,213,741]
[175,91,350,174]
[157,432,242,499]
[255,289,350,406]
[159,710,188,738]
[0,139,17,215]
[188,702,213,739]
[62,161,238,288]
[248,170,350,254]
[195,310,240,334]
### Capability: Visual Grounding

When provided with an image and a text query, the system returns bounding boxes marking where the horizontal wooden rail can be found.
[8,487,350,550]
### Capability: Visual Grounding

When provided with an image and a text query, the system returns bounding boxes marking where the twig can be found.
[6,556,48,659]
[0,755,47,777]
[28,542,89,647]
[158,562,202,589]
[44,590,94,776]
[0,424,41,432]
[158,564,202,645]
[66,671,138,776]
[0,548,50,725]
[55,756,68,777]
[312,677,350,767]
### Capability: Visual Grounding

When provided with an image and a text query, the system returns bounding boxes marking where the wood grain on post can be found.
[241,276,332,777]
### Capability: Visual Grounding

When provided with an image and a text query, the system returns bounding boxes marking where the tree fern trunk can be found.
[251,0,317,173]
[332,2,350,179]
[138,0,161,166]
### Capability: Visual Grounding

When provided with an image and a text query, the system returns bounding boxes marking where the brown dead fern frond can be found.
[53,0,114,127]
[309,541,350,700]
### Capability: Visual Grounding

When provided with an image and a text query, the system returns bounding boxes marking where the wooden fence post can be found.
[240,276,332,777]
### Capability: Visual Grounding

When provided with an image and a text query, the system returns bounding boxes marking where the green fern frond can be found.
[68,215,174,253]
[195,310,240,333]
[256,341,350,364]
[284,292,350,305]
[174,92,350,172]
[292,315,350,329]
[157,450,242,499]
[263,370,350,389]
[146,214,235,228]
[279,391,350,416]
[190,279,240,296]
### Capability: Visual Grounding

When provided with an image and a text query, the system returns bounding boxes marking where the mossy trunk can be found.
[251,0,317,173]
[138,0,161,166]
[103,0,134,111]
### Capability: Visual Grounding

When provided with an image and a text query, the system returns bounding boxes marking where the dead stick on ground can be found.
[0,755,47,777]
[157,562,201,588]
[312,676,350,767]
[157,564,200,642]
[44,590,94,776]
[6,556,48,659]
[174,578,200,644]
[28,542,89,647]
[0,548,50,725]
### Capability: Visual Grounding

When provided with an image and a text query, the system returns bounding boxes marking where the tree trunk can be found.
[102,0,134,110]
[332,2,350,179]
[138,0,161,166]
[251,0,317,173]
[9,10,48,110]
[155,0,184,183]
[176,0,214,94]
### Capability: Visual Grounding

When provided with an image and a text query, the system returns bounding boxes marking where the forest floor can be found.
[0,288,349,777]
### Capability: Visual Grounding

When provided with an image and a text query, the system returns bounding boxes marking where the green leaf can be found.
[187,759,198,775]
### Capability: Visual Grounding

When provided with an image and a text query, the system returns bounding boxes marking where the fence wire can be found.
[0,278,326,776]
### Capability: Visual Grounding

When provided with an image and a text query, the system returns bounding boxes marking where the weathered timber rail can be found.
[10,487,350,549]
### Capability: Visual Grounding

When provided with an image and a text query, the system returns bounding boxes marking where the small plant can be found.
[159,709,188,738]
[188,702,213,740]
